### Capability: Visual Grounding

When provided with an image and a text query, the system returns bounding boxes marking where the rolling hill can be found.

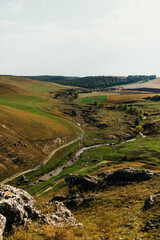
[0,76,81,181]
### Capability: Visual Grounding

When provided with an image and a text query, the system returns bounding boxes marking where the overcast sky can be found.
[0,0,160,76]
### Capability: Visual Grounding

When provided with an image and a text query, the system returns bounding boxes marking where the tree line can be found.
[24,75,156,90]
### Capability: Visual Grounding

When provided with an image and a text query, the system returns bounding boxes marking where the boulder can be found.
[50,194,96,209]
[65,174,98,193]
[144,194,160,210]
[0,185,45,231]
[49,201,83,227]
[65,168,158,192]
[0,185,82,238]
[100,167,154,188]
[0,214,6,240]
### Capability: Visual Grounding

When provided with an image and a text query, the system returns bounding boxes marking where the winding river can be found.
[29,131,146,188]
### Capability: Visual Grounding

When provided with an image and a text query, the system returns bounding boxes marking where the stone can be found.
[65,168,159,192]
[18,175,29,184]
[0,185,43,231]
[100,167,154,188]
[0,185,82,235]
[49,201,83,227]
[144,194,160,210]
[65,174,98,193]
[0,214,6,240]
[50,194,96,209]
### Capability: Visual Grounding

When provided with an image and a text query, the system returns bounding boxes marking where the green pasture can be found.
[82,96,107,104]
[27,135,160,196]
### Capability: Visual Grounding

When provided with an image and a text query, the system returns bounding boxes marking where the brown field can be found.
[122,77,160,89]
[79,91,160,104]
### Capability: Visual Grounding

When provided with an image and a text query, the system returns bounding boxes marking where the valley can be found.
[0,75,160,239]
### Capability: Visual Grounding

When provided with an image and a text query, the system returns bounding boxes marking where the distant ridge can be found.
[23,75,156,90]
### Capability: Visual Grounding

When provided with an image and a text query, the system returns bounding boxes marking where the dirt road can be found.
[0,138,78,185]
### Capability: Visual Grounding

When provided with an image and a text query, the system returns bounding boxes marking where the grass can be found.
[12,141,80,189]
[0,76,81,181]
[82,96,107,104]
[5,175,160,240]
[1,77,160,239]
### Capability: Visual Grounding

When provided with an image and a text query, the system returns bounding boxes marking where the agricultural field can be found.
[82,96,107,105]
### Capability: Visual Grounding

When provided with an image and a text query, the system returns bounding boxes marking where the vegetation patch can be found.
[82,96,107,105]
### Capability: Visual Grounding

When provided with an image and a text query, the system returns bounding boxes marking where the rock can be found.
[97,171,113,179]
[50,195,82,209]
[144,194,160,210]
[49,201,83,227]
[100,167,154,188]
[104,134,116,140]
[0,214,6,240]
[18,175,29,184]
[65,168,158,193]
[65,174,98,193]
[0,185,43,231]
[0,185,82,236]
[50,194,96,209]
[144,216,160,231]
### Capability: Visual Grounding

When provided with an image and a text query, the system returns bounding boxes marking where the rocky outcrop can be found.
[49,202,83,227]
[0,185,82,238]
[144,194,160,210]
[65,168,158,193]
[0,185,43,231]
[143,194,160,231]
[0,214,6,240]
[100,167,154,188]
[50,194,96,209]
[65,174,99,193]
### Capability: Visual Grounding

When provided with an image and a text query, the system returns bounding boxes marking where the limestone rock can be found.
[65,174,98,193]
[0,214,6,240]
[65,168,158,193]
[50,194,96,209]
[0,185,82,237]
[0,185,42,231]
[100,167,154,188]
[144,194,160,210]
[49,201,83,227]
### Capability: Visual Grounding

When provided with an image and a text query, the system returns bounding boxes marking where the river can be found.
[28,132,146,188]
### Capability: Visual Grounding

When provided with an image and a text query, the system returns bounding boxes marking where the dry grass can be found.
[4,175,160,240]
[0,76,80,181]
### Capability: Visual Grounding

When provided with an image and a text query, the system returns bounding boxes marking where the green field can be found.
[82,96,107,104]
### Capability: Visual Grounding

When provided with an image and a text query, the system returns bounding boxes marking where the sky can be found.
[0,0,160,76]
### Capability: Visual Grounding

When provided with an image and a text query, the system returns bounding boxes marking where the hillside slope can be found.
[0,76,80,181]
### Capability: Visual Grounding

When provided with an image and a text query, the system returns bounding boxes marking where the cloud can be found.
[0,0,160,76]
[0,0,29,16]
[0,20,21,26]
[93,0,160,37]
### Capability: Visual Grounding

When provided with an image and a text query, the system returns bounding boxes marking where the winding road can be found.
[0,138,79,185]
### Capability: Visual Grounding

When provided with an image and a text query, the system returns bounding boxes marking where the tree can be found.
[94,101,98,106]
[72,110,77,116]
[135,117,140,126]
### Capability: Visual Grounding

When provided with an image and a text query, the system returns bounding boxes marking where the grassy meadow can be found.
[82,96,107,104]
